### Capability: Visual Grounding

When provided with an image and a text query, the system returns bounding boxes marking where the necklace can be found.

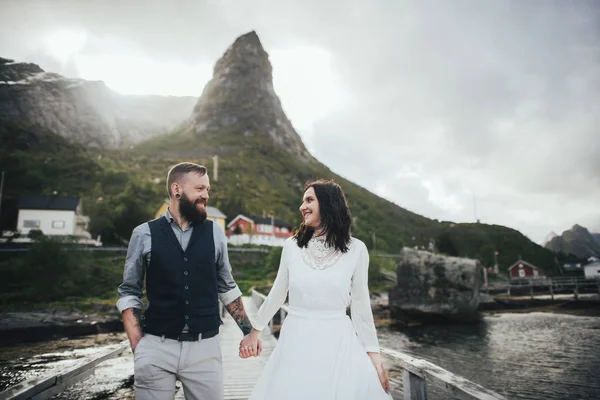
[302,236,343,270]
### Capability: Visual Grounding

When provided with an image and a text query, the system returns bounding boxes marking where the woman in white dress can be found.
[240,179,392,399]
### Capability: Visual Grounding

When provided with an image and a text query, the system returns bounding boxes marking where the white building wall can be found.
[227,234,287,247]
[584,264,600,279]
[17,210,76,236]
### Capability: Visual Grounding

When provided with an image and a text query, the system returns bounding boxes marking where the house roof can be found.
[250,216,294,228]
[18,195,80,211]
[584,261,600,269]
[206,206,227,219]
[227,214,294,229]
[507,260,543,271]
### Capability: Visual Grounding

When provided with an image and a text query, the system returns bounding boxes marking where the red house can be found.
[226,214,294,247]
[508,260,546,280]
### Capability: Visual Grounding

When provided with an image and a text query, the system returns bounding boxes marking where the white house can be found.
[14,195,100,245]
[584,261,600,279]
[226,214,294,247]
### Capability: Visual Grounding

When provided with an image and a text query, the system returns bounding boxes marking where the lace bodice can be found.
[301,236,344,270]
[252,237,380,353]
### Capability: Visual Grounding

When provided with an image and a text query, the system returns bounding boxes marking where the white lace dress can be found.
[248,236,393,400]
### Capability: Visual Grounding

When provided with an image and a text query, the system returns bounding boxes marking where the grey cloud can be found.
[1,0,598,242]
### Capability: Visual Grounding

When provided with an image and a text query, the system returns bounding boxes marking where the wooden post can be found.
[574,279,579,300]
[530,281,534,299]
[483,267,488,289]
[550,282,554,300]
[403,370,428,400]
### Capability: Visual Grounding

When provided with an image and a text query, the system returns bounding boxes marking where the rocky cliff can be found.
[191,31,313,162]
[0,57,196,148]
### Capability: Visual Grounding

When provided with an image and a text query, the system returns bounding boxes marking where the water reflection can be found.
[380,313,600,400]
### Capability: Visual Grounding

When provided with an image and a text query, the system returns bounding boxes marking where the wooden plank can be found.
[403,370,427,400]
[0,376,57,400]
[30,369,94,400]
[0,341,129,400]
[381,348,506,400]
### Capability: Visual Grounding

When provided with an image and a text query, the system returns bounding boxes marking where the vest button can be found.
[184,257,188,261]
[185,285,189,290]
[184,271,188,275]
[185,315,189,320]
[185,300,189,304]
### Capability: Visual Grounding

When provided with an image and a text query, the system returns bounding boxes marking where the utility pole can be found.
[473,193,479,223]
[212,155,219,182]
[494,250,499,273]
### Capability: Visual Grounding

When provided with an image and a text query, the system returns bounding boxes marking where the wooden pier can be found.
[1,295,507,400]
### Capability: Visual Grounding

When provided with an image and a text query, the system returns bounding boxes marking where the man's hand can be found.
[239,329,262,358]
[368,352,390,392]
[122,308,143,353]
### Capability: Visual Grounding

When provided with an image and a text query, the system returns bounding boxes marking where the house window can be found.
[52,220,65,229]
[23,220,40,228]
[533,270,539,277]
[519,268,526,278]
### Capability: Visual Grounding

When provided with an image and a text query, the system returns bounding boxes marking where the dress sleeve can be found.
[350,242,381,353]
[252,240,290,331]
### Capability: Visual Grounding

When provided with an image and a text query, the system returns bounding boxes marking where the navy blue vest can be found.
[144,217,220,336]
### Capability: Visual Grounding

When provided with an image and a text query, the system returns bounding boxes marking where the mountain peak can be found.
[545,224,600,258]
[541,231,558,246]
[211,30,271,87]
[231,31,264,51]
[191,32,313,161]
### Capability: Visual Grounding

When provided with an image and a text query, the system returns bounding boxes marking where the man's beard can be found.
[179,193,207,225]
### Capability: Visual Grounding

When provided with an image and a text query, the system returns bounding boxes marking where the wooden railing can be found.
[251,289,507,400]
[0,340,129,400]
[487,276,600,300]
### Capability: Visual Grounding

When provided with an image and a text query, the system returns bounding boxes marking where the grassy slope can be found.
[0,119,558,275]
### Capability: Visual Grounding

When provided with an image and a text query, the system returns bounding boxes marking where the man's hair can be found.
[166,162,207,198]
[293,179,353,252]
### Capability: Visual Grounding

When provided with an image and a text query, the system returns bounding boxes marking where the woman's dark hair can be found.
[294,179,352,252]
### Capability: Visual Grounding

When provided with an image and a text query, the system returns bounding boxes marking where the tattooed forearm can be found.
[132,308,143,327]
[225,297,253,335]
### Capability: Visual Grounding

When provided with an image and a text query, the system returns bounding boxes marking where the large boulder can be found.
[389,249,483,323]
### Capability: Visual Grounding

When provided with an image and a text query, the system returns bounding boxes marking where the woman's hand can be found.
[368,352,390,392]
[239,329,262,358]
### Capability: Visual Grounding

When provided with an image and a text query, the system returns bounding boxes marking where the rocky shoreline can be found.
[2,293,598,346]
[0,310,123,345]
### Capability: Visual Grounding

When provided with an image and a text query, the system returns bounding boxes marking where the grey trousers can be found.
[134,333,223,400]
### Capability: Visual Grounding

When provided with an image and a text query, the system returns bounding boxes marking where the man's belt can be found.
[163,328,219,342]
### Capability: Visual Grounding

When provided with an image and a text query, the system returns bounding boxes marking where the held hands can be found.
[368,352,390,393]
[239,329,262,358]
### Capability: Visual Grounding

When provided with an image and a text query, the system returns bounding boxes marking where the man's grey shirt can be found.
[116,209,242,313]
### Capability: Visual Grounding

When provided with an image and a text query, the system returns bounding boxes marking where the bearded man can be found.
[117,162,260,400]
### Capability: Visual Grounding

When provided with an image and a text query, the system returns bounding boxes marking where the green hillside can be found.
[0,119,559,273]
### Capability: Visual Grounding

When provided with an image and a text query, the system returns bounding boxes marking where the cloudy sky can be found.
[2,0,599,243]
